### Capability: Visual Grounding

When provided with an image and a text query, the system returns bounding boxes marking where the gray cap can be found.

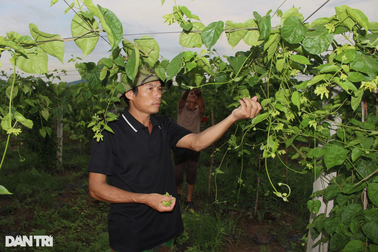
[122,66,162,93]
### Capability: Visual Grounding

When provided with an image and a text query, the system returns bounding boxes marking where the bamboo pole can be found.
[208,98,215,195]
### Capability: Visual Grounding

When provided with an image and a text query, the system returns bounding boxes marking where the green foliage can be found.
[1,1,378,250]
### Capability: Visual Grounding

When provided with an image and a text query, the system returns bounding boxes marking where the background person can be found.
[174,88,205,211]
[87,66,262,252]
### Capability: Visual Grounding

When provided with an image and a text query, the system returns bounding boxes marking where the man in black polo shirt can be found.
[88,66,262,252]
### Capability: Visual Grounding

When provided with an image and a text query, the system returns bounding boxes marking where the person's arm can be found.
[195,89,205,115]
[176,96,262,151]
[178,90,190,109]
[88,172,176,212]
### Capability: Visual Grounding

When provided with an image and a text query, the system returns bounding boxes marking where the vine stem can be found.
[0,56,17,171]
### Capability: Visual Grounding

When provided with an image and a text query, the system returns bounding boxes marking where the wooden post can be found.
[208,98,215,195]
[56,105,63,168]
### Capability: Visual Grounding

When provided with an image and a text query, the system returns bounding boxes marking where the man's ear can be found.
[125,90,134,101]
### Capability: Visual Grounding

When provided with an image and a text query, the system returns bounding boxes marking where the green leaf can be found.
[39,128,47,138]
[155,65,166,82]
[134,36,159,67]
[335,6,356,30]
[364,208,378,223]
[324,145,348,170]
[368,183,378,207]
[324,184,339,201]
[340,204,362,224]
[258,14,271,40]
[50,0,59,7]
[342,182,367,195]
[243,19,262,46]
[125,49,139,82]
[351,147,362,162]
[264,34,280,62]
[71,12,99,58]
[290,55,311,65]
[228,54,247,74]
[97,5,123,51]
[84,0,98,16]
[225,21,248,48]
[302,26,334,54]
[370,244,378,252]
[324,217,340,235]
[201,21,224,49]
[281,16,307,44]
[291,91,300,110]
[307,148,325,158]
[347,72,367,82]
[41,109,50,122]
[29,23,65,63]
[280,7,304,27]
[330,233,349,251]
[6,86,18,100]
[13,47,48,74]
[346,6,369,31]
[307,199,321,213]
[351,89,363,111]
[362,221,378,244]
[167,52,184,80]
[14,112,33,129]
[180,22,205,48]
[104,124,114,134]
[319,64,340,73]
[344,240,364,252]
[276,59,285,72]
[350,52,378,76]
[308,75,325,86]
[251,112,269,125]
[179,6,199,20]
[0,185,12,195]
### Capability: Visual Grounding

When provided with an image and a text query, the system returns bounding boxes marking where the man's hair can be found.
[123,86,139,106]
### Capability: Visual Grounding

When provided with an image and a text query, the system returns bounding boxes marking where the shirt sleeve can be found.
[87,132,115,175]
[163,116,191,153]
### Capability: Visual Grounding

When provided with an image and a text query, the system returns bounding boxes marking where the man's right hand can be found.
[231,96,262,122]
[144,193,176,212]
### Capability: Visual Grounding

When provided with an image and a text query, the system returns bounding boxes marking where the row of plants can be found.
[0,134,310,251]
[1,0,378,250]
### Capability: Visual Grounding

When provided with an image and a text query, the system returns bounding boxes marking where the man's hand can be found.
[232,96,262,122]
[193,88,202,96]
[144,193,176,212]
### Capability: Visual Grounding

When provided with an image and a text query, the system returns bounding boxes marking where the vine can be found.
[1,0,378,250]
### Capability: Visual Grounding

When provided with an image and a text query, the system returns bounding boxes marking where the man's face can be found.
[187,90,198,103]
[128,80,162,114]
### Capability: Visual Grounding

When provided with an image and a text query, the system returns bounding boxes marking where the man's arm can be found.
[176,96,262,151]
[88,172,176,212]
[178,90,190,109]
[195,89,205,114]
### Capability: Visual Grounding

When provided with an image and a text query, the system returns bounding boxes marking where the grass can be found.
[0,136,312,252]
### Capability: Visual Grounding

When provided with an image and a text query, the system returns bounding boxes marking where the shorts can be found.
[174,149,200,185]
[142,238,174,252]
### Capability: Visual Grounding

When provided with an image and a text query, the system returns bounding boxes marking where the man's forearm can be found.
[89,179,146,204]
[177,113,236,151]
[177,96,262,151]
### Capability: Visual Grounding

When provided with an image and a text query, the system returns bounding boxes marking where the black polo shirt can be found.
[88,108,191,252]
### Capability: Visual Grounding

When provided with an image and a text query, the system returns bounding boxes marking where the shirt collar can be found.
[186,103,198,111]
[122,108,161,133]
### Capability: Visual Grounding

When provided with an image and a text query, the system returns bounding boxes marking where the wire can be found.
[303,0,331,23]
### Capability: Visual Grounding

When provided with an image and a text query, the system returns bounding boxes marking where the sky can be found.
[1,0,377,83]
